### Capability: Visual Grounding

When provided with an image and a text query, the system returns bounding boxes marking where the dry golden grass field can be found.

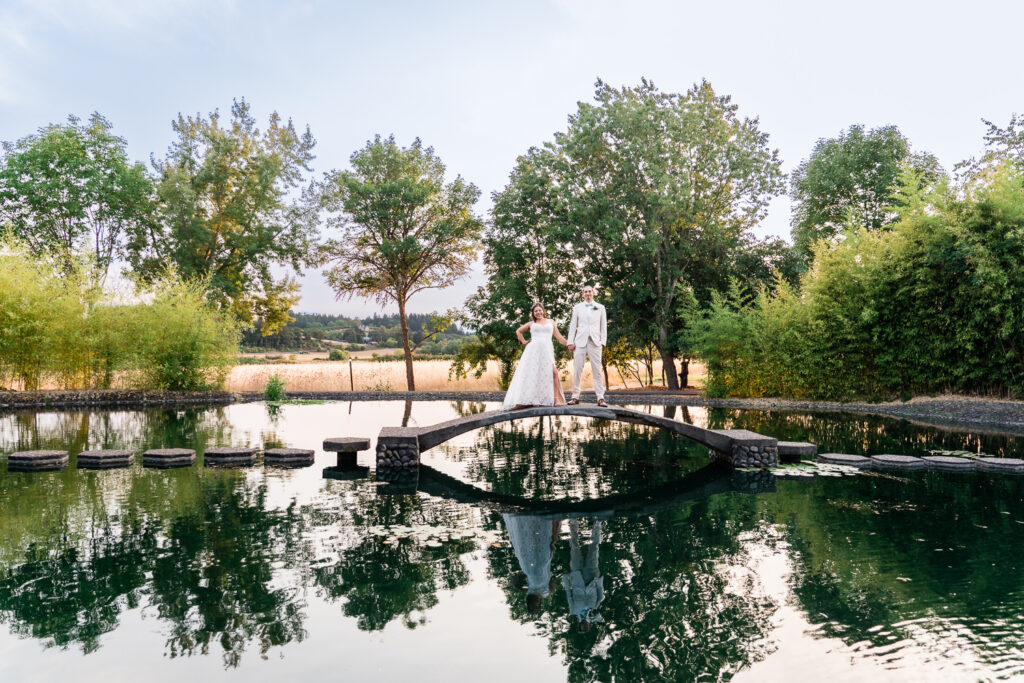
[226,358,705,392]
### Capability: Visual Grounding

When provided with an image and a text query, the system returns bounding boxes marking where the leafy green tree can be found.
[453,147,581,388]
[127,99,319,335]
[956,113,1024,182]
[0,113,153,282]
[556,79,784,389]
[319,135,482,390]
[790,124,942,258]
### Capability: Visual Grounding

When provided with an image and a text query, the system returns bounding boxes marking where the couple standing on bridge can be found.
[502,285,608,412]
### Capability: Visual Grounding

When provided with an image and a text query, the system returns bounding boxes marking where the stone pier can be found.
[375,427,420,468]
[707,430,780,468]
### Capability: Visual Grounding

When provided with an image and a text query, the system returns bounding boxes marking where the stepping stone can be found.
[817,453,872,468]
[778,441,817,463]
[871,454,925,470]
[8,450,69,472]
[323,437,371,453]
[976,457,1024,474]
[323,437,371,468]
[922,455,975,472]
[78,449,134,470]
[143,448,195,469]
[264,448,315,468]
[203,447,256,467]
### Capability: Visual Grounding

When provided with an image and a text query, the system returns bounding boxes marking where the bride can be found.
[502,303,568,411]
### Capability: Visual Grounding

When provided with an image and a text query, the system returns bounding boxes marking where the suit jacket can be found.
[568,302,607,347]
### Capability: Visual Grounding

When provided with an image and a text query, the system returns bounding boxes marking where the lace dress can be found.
[502,321,565,410]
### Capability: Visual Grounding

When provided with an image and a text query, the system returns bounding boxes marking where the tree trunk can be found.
[680,358,690,389]
[657,326,680,390]
[398,297,415,391]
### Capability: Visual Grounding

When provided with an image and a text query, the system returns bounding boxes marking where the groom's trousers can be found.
[571,338,605,400]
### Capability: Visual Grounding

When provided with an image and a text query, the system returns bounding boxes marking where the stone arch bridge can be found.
[374,405,814,470]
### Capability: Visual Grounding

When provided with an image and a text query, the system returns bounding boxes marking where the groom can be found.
[567,285,607,407]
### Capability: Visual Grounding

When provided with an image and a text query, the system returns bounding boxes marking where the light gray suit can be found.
[567,301,607,400]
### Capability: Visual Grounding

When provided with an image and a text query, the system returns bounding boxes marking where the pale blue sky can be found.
[2,0,1022,315]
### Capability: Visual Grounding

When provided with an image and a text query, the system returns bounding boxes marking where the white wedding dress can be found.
[502,321,566,410]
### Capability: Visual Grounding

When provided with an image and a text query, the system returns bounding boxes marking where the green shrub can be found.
[131,275,240,390]
[264,373,286,401]
[328,348,348,361]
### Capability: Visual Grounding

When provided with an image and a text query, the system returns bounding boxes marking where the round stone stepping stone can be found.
[322,437,371,453]
[778,441,817,463]
[203,447,256,467]
[143,448,195,469]
[8,450,69,472]
[264,448,315,468]
[77,449,134,470]
[976,457,1024,474]
[870,454,925,470]
[921,455,975,472]
[817,453,872,468]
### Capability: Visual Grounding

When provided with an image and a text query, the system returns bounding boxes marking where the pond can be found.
[1,400,1023,682]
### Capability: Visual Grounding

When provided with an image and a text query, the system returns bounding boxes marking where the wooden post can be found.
[349,359,354,391]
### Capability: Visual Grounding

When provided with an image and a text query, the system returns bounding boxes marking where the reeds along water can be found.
[225,359,702,392]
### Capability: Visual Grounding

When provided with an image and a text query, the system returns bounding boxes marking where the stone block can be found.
[710,436,779,468]
[263,448,315,468]
[8,449,69,472]
[376,427,420,469]
[203,447,256,467]
[921,455,976,472]
[77,449,134,470]
[976,457,1024,474]
[143,448,195,469]
[322,437,371,453]
[870,454,925,470]
[817,453,872,467]
[778,441,817,463]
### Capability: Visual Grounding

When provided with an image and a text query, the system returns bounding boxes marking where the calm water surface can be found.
[1,400,1023,682]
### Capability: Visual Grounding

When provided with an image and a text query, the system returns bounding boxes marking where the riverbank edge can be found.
[2,389,1024,433]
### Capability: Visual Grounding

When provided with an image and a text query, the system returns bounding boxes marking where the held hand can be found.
[567,344,576,352]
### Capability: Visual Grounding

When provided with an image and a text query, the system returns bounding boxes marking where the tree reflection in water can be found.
[0,476,312,667]
[2,403,1024,679]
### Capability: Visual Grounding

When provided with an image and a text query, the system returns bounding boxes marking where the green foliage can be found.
[327,348,348,361]
[0,113,154,282]
[320,135,482,390]
[130,275,241,390]
[700,163,1024,399]
[790,124,943,259]
[0,238,237,390]
[459,79,785,390]
[127,99,319,335]
[264,373,287,401]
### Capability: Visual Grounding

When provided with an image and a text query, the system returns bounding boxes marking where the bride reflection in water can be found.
[502,512,606,626]
[503,512,561,612]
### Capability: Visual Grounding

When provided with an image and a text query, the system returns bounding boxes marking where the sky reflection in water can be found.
[1,400,1023,682]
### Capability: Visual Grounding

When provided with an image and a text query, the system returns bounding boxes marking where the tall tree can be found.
[127,99,319,334]
[0,113,153,283]
[790,124,941,258]
[557,79,784,389]
[453,147,581,388]
[320,136,482,390]
[956,113,1024,182]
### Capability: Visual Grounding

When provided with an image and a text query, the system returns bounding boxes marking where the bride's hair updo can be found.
[531,303,544,321]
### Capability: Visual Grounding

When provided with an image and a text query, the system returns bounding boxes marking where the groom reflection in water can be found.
[563,518,604,632]
[503,513,606,626]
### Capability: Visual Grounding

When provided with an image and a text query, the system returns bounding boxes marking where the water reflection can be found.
[1,402,1024,681]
